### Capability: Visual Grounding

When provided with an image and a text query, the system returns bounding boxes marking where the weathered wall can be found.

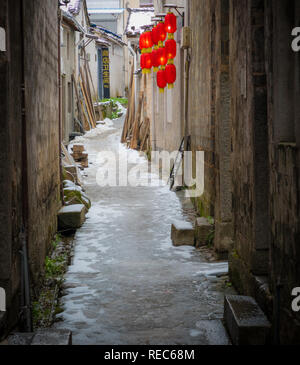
[187,0,233,252]
[61,23,76,143]
[0,0,23,336]
[0,0,60,337]
[229,0,300,344]
[110,44,125,98]
[229,0,269,286]
[23,0,61,286]
[152,0,185,156]
[265,0,300,344]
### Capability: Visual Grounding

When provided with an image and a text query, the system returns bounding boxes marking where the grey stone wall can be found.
[0,0,60,336]
[229,0,300,344]
[265,0,300,344]
[188,0,233,253]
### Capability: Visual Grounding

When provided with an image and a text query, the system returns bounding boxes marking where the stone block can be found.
[195,217,212,248]
[171,220,195,247]
[224,295,271,345]
[31,329,72,345]
[58,204,86,230]
[7,333,34,345]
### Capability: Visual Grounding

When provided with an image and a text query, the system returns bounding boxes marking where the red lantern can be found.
[165,64,176,88]
[157,69,167,93]
[157,47,167,68]
[152,49,160,72]
[144,31,153,52]
[156,22,167,46]
[142,53,152,74]
[139,32,146,52]
[140,53,145,69]
[151,25,159,47]
[165,39,177,62]
[165,12,177,34]
[139,31,153,53]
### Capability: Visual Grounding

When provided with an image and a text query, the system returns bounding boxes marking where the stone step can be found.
[224,295,271,345]
[7,329,72,345]
[31,329,72,345]
[171,220,195,247]
[58,204,86,230]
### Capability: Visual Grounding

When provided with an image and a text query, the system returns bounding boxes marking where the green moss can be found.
[100,97,128,106]
[64,189,91,211]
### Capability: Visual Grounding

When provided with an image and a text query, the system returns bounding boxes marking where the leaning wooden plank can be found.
[83,64,97,123]
[78,82,92,131]
[141,118,150,151]
[79,76,95,129]
[130,92,144,150]
[72,74,86,131]
[80,67,96,128]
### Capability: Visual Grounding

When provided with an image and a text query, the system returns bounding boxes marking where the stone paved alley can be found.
[54,111,235,345]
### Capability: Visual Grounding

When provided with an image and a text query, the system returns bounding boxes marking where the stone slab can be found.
[7,333,34,345]
[58,204,86,230]
[31,329,72,345]
[224,295,271,345]
[171,220,195,247]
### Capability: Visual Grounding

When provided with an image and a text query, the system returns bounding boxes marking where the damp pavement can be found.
[54,110,236,345]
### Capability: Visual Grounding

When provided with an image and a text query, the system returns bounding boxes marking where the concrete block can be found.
[195,217,212,248]
[224,295,271,345]
[58,204,86,230]
[31,329,72,345]
[7,333,34,345]
[171,220,195,247]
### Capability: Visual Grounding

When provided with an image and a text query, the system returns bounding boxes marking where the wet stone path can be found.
[54,111,234,345]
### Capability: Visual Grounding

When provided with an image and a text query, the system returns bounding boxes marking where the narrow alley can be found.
[54,111,232,345]
[1,0,300,350]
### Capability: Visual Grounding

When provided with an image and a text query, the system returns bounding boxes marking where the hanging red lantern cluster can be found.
[139,13,177,92]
